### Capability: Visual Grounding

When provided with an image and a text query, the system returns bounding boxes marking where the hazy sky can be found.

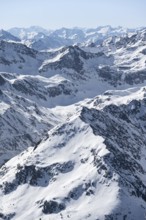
[0,0,146,29]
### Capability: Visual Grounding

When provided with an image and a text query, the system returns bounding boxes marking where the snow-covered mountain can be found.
[1,87,146,220]
[8,26,50,40]
[0,26,146,219]
[8,26,138,51]
[0,28,146,162]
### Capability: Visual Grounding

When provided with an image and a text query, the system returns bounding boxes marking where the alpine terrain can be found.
[0,26,146,220]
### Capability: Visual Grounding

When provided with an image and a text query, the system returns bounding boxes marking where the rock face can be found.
[1,26,146,220]
[42,200,66,214]
[81,101,146,203]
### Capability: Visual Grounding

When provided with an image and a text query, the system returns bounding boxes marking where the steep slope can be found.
[1,87,146,219]
[0,72,61,166]
[83,28,146,85]
[0,41,49,75]
[39,45,113,77]
[0,30,20,42]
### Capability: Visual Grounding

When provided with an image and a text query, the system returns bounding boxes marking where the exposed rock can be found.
[42,200,66,214]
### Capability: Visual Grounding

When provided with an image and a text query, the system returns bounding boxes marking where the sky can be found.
[0,0,146,30]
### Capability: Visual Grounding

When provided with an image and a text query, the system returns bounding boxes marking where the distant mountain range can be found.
[5,25,140,50]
